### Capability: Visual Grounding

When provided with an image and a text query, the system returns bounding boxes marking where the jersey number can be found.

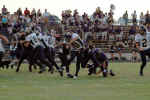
[142,39,147,47]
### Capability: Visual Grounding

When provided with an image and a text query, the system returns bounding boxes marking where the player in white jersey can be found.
[135,27,150,76]
[68,30,85,78]
[36,31,63,76]
[25,32,53,74]
[0,34,9,62]
[26,32,41,48]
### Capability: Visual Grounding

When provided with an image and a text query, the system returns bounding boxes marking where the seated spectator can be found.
[123,39,129,48]
[116,41,123,60]
[115,26,122,41]
[129,26,136,40]
[108,26,115,40]
[109,44,115,62]
[131,43,138,63]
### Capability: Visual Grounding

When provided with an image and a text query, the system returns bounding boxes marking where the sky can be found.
[0,0,149,19]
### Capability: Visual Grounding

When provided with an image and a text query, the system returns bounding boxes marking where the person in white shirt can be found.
[135,27,150,76]
[67,30,84,79]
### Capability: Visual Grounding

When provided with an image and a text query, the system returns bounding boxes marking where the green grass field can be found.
[0,63,150,100]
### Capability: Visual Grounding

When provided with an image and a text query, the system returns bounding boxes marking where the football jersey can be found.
[146,30,150,47]
[39,34,55,48]
[135,33,150,50]
[10,34,18,51]
[37,33,45,48]
[71,33,83,50]
[0,39,5,52]
[26,33,41,48]
[49,36,56,48]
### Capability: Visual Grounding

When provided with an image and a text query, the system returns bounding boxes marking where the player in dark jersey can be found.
[57,33,74,78]
[82,42,115,77]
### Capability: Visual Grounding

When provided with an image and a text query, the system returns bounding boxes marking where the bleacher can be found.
[59,25,135,53]
[87,25,134,53]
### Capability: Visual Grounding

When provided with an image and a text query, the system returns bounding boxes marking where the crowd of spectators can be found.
[1,5,150,61]
[0,5,53,39]
[0,5,149,52]
[61,7,114,39]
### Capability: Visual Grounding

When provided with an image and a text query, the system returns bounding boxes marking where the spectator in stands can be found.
[115,26,122,41]
[2,15,8,28]
[93,7,103,18]
[123,11,128,25]
[43,9,49,25]
[131,44,138,63]
[145,10,150,24]
[116,41,123,61]
[24,8,30,16]
[132,10,137,25]
[37,9,42,17]
[43,9,50,17]
[129,26,136,40]
[107,10,114,25]
[2,5,8,15]
[108,25,115,40]
[17,8,23,17]
[110,44,115,62]
[140,12,145,25]
[31,8,36,19]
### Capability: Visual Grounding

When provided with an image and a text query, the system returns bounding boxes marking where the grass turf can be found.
[0,63,150,100]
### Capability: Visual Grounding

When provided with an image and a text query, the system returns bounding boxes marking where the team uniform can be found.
[25,32,53,74]
[0,39,5,62]
[39,33,63,74]
[57,35,74,78]
[68,33,85,78]
[15,33,39,72]
[83,47,110,77]
[135,31,150,76]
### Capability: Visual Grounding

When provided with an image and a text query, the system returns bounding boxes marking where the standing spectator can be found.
[2,15,8,28]
[131,10,137,25]
[140,12,145,25]
[17,8,22,17]
[43,9,49,17]
[37,9,42,17]
[31,8,36,19]
[107,10,114,25]
[2,5,8,15]
[123,11,128,25]
[145,10,150,24]
[24,8,30,16]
